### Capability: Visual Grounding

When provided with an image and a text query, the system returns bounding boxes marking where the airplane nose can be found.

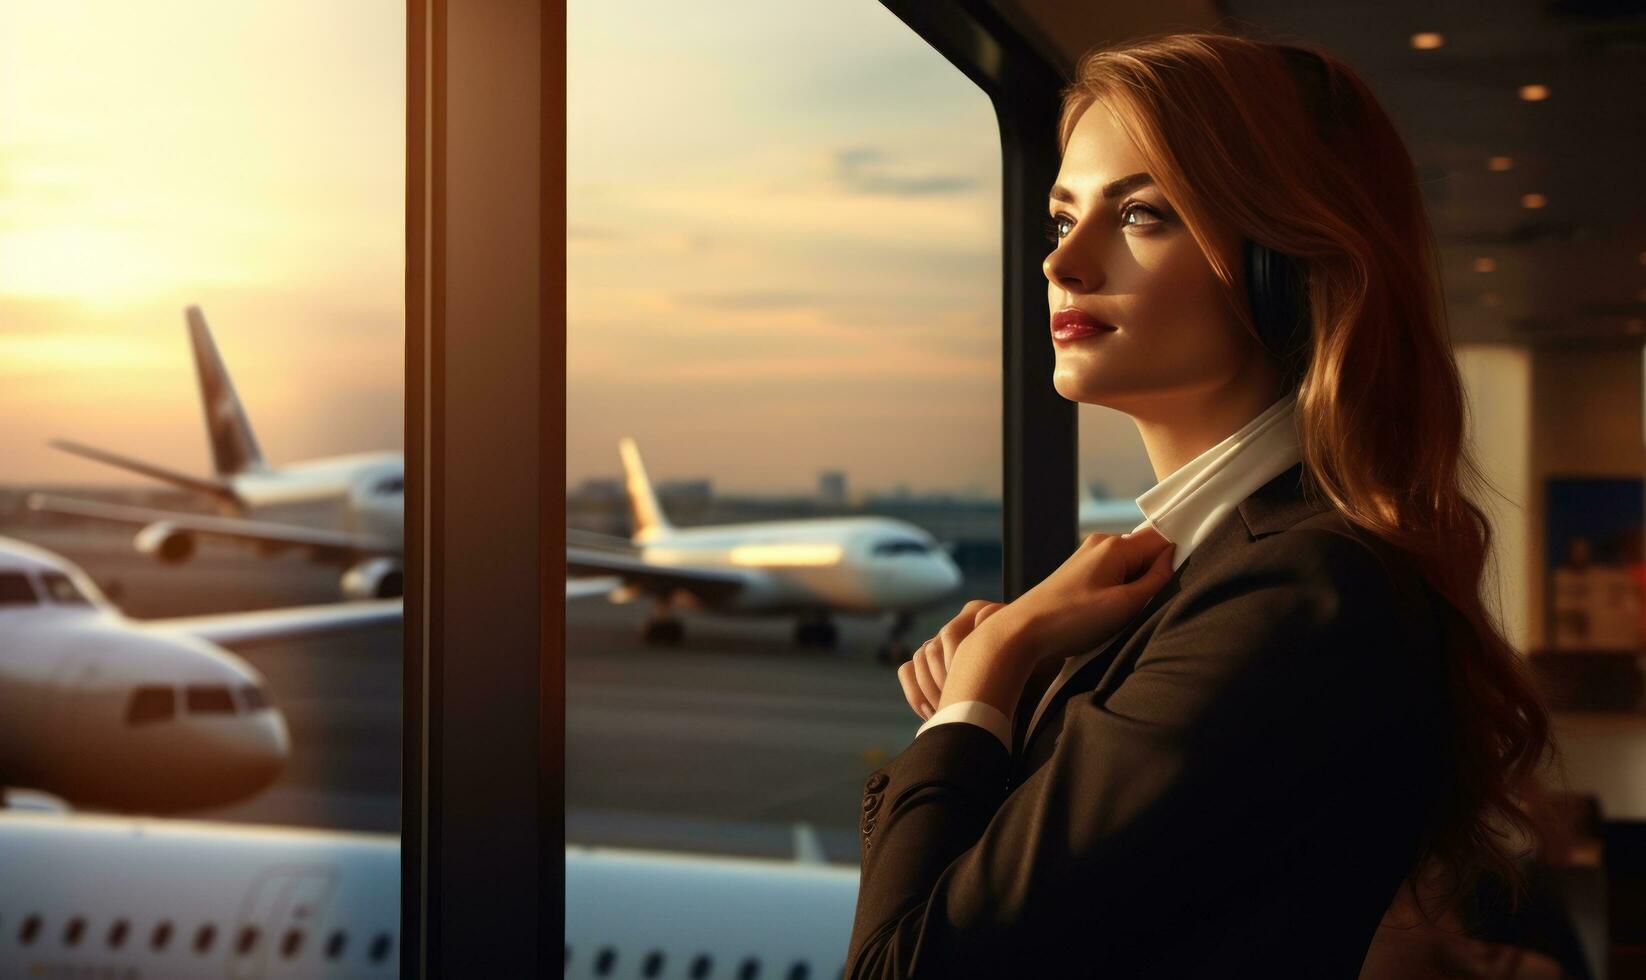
[932,554,963,598]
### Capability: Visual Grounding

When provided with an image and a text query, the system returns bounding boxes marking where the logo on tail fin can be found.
[186,306,267,477]
[617,437,673,542]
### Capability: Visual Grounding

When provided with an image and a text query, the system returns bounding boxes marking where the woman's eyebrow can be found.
[1048,172,1154,204]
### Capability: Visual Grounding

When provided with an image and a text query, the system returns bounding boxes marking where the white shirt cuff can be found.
[915,699,1012,752]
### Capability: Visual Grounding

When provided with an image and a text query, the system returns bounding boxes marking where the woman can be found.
[846,29,1553,979]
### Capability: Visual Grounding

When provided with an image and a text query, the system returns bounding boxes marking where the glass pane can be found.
[567,0,1001,975]
[0,3,403,974]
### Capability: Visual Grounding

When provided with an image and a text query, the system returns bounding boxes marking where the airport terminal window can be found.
[0,572,38,606]
[61,916,84,947]
[281,927,304,958]
[106,918,128,949]
[39,571,90,604]
[18,915,39,945]
[325,929,347,960]
[185,684,236,715]
[126,686,177,726]
[238,684,270,711]
[151,920,173,951]
[194,923,216,955]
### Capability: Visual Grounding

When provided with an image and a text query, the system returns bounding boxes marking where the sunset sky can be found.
[1,0,1156,501]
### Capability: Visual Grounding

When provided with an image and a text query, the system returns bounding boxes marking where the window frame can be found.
[403,0,1068,975]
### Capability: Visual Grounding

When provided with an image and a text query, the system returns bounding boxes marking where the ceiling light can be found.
[1473,258,1497,273]
[1519,84,1549,101]
[1521,193,1547,209]
[1410,33,1444,50]
[1488,156,1514,172]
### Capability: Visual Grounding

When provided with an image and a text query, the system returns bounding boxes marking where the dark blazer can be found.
[845,461,1454,978]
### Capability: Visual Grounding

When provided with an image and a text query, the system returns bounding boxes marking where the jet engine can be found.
[133,522,195,563]
[341,557,405,599]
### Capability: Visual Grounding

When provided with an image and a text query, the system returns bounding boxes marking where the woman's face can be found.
[1043,101,1261,411]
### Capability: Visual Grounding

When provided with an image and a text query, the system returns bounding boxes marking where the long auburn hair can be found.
[1053,29,1555,922]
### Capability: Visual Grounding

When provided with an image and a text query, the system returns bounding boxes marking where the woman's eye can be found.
[1042,203,1162,246]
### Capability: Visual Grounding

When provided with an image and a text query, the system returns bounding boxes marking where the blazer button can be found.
[861,818,877,835]
[864,773,888,792]
[862,795,881,815]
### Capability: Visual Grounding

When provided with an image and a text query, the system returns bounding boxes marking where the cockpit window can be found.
[40,572,91,605]
[238,685,270,712]
[372,476,403,495]
[127,687,177,726]
[871,539,930,556]
[0,572,39,606]
[185,685,236,715]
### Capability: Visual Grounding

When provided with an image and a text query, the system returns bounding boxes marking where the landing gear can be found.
[642,610,684,645]
[794,612,838,650]
[874,611,915,665]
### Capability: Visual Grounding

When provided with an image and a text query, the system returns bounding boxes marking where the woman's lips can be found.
[1051,309,1117,344]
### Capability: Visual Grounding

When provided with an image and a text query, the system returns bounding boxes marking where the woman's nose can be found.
[1043,238,1102,293]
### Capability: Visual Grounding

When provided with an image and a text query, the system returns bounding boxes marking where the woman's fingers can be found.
[911,641,942,711]
[896,660,930,719]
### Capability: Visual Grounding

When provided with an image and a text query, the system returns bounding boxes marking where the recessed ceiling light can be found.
[1522,193,1547,209]
[1519,84,1549,101]
[1473,258,1497,273]
[1488,156,1514,172]
[1410,32,1444,50]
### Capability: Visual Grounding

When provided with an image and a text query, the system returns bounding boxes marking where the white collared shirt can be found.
[914,389,1303,751]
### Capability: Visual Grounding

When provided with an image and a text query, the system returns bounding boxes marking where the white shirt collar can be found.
[1131,389,1302,572]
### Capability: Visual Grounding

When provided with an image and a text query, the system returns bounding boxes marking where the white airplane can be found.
[0,815,862,980]
[567,438,963,662]
[27,305,405,600]
[0,534,400,813]
[0,811,399,978]
[565,843,857,980]
[1078,492,1146,538]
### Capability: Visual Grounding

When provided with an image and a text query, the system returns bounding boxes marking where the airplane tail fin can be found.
[617,437,673,541]
[186,306,268,477]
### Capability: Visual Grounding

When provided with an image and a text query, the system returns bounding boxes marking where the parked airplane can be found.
[0,810,399,978]
[0,813,863,980]
[567,438,962,662]
[565,843,857,980]
[27,305,405,600]
[1078,492,1147,538]
[0,534,400,813]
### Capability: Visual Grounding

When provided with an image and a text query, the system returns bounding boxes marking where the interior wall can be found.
[1457,345,1532,654]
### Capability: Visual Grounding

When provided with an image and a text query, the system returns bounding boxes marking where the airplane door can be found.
[228,866,338,980]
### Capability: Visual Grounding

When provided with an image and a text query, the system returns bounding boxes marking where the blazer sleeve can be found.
[843,529,1435,979]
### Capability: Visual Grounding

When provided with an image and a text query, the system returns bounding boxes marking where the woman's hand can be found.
[897,599,1006,721]
[985,526,1176,672]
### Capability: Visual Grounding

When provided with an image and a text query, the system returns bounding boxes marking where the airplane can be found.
[0,813,863,980]
[566,438,963,663]
[26,305,405,600]
[1078,492,1147,538]
[0,534,400,813]
[0,810,399,978]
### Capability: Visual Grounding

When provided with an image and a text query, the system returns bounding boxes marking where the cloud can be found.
[834,145,977,197]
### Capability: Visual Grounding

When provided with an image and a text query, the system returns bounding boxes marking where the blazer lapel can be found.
[1013,462,1330,773]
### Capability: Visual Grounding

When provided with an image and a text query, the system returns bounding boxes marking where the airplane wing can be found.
[566,546,749,603]
[566,576,623,600]
[26,493,392,560]
[137,599,402,648]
